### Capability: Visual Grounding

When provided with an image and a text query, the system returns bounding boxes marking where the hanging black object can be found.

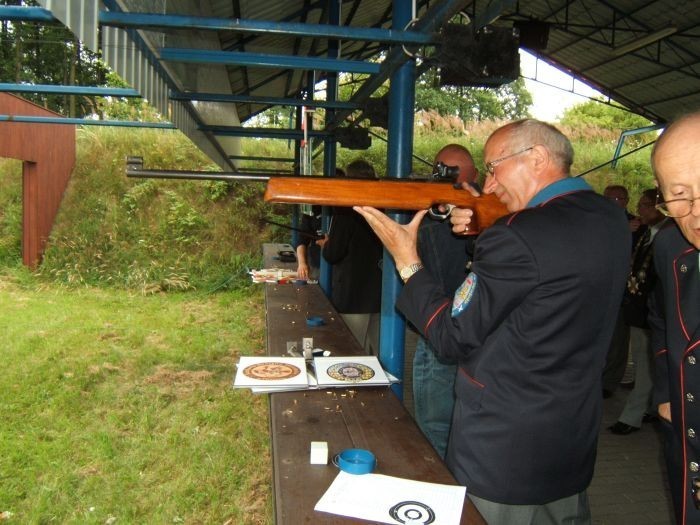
[438,24,520,87]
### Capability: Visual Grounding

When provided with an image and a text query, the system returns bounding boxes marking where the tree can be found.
[0,0,109,117]
[560,99,652,131]
[415,69,532,122]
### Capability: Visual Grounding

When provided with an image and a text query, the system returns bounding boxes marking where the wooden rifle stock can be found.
[264,177,509,233]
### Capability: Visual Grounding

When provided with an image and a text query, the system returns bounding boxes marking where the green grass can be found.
[0,273,272,524]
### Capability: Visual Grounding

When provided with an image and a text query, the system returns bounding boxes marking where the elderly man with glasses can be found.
[355,119,630,524]
[647,111,700,525]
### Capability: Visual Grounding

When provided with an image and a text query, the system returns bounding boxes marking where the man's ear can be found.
[531,144,549,173]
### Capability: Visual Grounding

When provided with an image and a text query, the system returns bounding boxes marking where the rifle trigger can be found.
[428,204,455,220]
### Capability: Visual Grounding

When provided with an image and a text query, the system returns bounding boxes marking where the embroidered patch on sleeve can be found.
[452,274,478,317]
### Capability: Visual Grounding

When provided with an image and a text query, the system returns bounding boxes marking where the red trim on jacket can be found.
[459,367,485,388]
[424,300,450,334]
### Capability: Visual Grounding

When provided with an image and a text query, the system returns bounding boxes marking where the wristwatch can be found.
[399,263,424,283]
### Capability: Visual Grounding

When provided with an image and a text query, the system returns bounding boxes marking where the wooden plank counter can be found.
[261,245,484,524]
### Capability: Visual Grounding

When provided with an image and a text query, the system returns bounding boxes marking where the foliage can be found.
[560,100,654,138]
[0,276,272,524]
[0,0,110,117]
[415,70,533,122]
[0,116,657,291]
[95,71,166,122]
[0,159,23,266]
[26,126,287,291]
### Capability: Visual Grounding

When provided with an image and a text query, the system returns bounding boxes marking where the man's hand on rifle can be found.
[353,207,427,270]
[449,182,481,235]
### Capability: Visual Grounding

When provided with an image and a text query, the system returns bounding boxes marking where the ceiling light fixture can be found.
[612,27,678,57]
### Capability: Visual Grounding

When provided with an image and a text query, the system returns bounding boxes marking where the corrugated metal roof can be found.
[33,0,700,169]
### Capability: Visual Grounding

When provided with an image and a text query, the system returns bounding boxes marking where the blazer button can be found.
[688,393,696,403]
[689,428,697,439]
[691,462,699,472]
[689,356,697,365]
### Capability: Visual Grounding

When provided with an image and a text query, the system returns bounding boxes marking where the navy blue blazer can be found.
[398,186,630,504]
[650,222,700,524]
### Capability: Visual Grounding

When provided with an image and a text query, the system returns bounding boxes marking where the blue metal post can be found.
[381,0,416,399]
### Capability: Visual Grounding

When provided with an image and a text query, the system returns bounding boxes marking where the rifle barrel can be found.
[126,167,272,182]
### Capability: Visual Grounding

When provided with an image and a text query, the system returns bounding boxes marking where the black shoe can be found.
[642,413,658,423]
[608,422,640,435]
[603,389,613,399]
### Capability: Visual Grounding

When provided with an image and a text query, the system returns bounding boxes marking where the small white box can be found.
[310,441,328,465]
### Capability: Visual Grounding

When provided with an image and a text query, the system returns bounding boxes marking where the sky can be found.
[519,50,602,122]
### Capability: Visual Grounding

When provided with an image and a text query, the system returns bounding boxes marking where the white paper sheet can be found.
[313,355,391,387]
[233,356,309,389]
[315,470,466,524]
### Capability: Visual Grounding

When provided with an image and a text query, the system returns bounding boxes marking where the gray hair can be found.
[504,119,574,173]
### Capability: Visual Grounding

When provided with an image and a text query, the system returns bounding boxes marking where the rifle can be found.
[264,178,507,234]
[126,157,509,234]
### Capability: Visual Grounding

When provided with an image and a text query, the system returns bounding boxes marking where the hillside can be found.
[0,120,656,291]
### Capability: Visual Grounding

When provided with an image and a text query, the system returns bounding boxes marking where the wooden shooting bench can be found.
[261,243,485,524]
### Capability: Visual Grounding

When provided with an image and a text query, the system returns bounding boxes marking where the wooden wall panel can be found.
[0,93,76,267]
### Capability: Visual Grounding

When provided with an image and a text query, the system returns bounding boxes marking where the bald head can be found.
[651,111,700,249]
[433,143,477,184]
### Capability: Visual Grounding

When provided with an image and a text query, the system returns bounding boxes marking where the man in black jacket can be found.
[320,160,383,354]
[355,119,629,523]
[648,112,700,525]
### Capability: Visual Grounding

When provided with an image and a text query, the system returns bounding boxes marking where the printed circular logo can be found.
[243,362,301,380]
[326,362,375,382]
[389,501,435,524]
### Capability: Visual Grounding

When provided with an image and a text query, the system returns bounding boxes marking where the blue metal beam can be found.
[612,124,663,168]
[0,83,140,97]
[0,115,175,128]
[379,0,418,399]
[201,125,330,139]
[0,6,55,22]
[159,48,380,75]
[170,90,359,110]
[99,10,435,46]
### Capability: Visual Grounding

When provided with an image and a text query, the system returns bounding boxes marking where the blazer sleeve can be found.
[649,248,670,406]
[397,223,539,363]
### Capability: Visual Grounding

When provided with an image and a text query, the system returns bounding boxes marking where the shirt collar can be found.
[527,177,593,208]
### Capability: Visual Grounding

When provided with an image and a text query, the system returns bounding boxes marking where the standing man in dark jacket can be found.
[320,160,383,354]
[413,143,478,458]
[648,112,700,525]
[355,119,629,523]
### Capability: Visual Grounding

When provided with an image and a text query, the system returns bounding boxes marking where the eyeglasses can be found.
[655,194,700,218]
[485,146,534,175]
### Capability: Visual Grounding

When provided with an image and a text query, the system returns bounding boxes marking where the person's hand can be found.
[296,262,309,280]
[629,217,641,233]
[658,402,671,423]
[448,182,481,235]
[449,207,477,235]
[353,206,426,269]
[315,234,328,248]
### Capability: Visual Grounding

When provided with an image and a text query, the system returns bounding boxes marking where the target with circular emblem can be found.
[326,362,375,382]
[388,501,436,524]
[243,362,302,381]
